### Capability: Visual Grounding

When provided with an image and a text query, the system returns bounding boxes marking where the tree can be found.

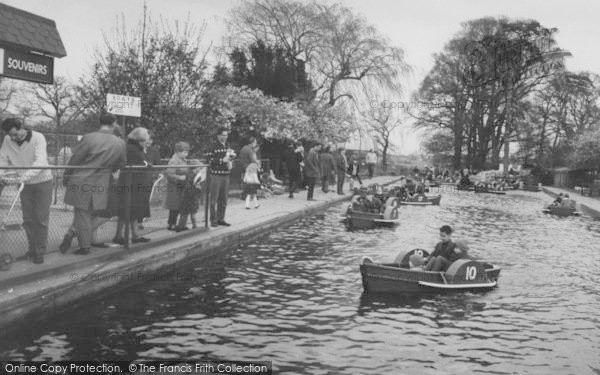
[0,77,16,117]
[422,131,455,168]
[415,17,567,171]
[79,6,209,154]
[223,40,313,101]
[356,89,403,171]
[511,71,600,169]
[27,77,82,130]
[312,3,409,106]
[227,0,410,106]
[227,0,321,63]
[569,128,600,170]
[198,84,354,149]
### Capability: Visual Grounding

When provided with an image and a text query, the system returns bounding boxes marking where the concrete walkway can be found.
[542,186,600,218]
[0,176,400,329]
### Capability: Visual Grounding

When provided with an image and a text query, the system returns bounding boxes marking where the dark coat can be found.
[118,140,151,220]
[320,152,336,180]
[163,154,187,210]
[239,144,258,171]
[64,129,127,211]
[304,148,321,178]
[334,152,348,174]
[178,169,203,215]
[284,148,303,181]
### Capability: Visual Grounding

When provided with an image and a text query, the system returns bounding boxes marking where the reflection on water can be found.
[2,190,600,374]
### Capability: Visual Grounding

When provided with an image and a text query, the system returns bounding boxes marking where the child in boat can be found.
[550,193,564,207]
[560,194,576,209]
[361,191,382,213]
[424,225,463,272]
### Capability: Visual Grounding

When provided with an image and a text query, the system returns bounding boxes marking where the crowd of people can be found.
[0,114,383,265]
[281,143,375,201]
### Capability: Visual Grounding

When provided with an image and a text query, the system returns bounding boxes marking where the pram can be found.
[0,174,24,271]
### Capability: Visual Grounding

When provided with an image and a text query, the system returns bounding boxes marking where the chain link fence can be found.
[0,164,207,261]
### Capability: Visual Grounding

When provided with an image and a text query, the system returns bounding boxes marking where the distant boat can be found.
[360,249,501,294]
[398,194,442,206]
[344,197,400,230]
[542,205,581,217]
[474,186,507,195]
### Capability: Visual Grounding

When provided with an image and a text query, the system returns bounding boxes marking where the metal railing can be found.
[0,163,209,261]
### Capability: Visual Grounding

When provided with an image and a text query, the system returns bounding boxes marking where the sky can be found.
[3,0,600,153]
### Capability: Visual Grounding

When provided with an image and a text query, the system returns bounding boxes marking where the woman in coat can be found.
[163,142,190,230]
[319,145,336,193]
[284,142,303,198]
[114,127,153,244]
[304,143,322,200]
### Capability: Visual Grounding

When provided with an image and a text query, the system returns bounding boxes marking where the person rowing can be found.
[423,225,464,272]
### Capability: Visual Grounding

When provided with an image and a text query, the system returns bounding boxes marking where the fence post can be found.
[124,168,131,249]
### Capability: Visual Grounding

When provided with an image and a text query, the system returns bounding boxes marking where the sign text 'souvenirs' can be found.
[0,47,54,84]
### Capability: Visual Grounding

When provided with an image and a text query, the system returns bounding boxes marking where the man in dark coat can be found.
[334,146,348,195]
[63,114,127,254]
[283,142,303,199]
[319,145,336,193]
[304,143,322,201]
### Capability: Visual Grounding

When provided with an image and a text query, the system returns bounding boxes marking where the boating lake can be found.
[2,189,600,374]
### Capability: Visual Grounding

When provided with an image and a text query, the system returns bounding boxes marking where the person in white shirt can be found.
[366,149,377,179]
[0,118,53,264]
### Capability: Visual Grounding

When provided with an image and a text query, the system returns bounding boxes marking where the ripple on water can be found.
[1,190,599,374]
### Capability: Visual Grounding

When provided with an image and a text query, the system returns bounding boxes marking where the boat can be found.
[474,185,507,195]
[344,197,401,229]
[542,205,581,217]
[456,184,475,191]
[360,249,501,294]
[398,194,441,206]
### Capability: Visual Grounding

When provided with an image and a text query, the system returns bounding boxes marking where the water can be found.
[2,190,600,374]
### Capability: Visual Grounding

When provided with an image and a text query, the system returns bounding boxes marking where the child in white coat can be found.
[243,162,261,209]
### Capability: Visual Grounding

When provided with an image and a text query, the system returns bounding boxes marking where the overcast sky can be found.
[3,0,600,152]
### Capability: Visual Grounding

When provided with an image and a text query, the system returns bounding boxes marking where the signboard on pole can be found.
[0,47,54,84]
[106,93,141,117]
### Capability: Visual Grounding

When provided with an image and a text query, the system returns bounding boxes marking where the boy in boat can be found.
[549,193,564,207]
[362,190,383,213]
[424,225,463,272]
[560,194,576,209]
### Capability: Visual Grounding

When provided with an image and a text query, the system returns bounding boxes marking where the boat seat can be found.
[393,248,430,268]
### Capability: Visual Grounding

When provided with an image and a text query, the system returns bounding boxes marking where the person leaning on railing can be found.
[164,142,190,231]
[62,114,127,255]
[59,123,124,251]
[0,118,53,264]
[113,127,153,244]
